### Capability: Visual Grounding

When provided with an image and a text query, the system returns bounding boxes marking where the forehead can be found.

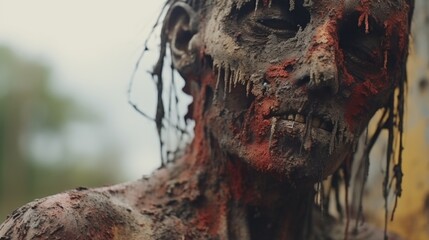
[344,0,408,23]
[217,0,409,22]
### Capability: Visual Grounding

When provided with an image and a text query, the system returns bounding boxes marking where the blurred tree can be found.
[0,46,121,219]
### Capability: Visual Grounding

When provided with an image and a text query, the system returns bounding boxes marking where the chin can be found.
[231,134,351,185]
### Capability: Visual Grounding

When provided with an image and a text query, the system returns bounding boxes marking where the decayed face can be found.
[199,0,410,182]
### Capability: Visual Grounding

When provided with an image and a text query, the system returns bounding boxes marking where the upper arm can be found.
[0,189,153,240]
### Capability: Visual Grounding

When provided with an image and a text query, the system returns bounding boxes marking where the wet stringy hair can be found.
[128,0,414,237]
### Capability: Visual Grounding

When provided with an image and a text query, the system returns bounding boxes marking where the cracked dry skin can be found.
[0,0,413,239]
[0,160,403,239]
[204,0,410,183]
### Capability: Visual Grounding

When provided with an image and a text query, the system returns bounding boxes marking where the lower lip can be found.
[273,119,332,142]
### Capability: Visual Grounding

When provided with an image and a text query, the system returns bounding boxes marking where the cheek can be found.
[242,98,276,142]
[237,98,277,170]
[265,60,296,81]
[344,73,392,131]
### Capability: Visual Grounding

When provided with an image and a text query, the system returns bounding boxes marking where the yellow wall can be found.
[364,3,429,238]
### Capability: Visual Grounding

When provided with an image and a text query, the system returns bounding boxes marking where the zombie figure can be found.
[0,0,414,239]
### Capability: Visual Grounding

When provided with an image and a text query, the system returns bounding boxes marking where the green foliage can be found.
[0,46,121,220]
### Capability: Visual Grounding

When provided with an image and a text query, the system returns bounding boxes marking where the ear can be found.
[166,2,201,77]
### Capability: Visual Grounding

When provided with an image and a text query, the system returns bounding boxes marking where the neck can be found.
[178,71,316,239]
[182,117,315,239]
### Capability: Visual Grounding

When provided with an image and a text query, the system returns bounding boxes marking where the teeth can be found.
[281,113,331,132]
[295,114,305,123]
[312,118,321,128]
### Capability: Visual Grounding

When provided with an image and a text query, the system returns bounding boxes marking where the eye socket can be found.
[345,44,379,66]
[256,17,300,33]
[339,13,385,79]
[238,2,310,40]
[343,44,382,81]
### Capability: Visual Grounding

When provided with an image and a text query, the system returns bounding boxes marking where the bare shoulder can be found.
[0,186,154,240]
[0,173,206,240]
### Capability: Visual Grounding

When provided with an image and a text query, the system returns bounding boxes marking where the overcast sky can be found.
[0,0,171,179]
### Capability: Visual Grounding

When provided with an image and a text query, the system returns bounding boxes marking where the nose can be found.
[304,21,339,95]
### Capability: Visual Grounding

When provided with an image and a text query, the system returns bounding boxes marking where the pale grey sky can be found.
[0,1,172,179]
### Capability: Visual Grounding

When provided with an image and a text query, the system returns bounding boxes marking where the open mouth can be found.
[274,112,334,133]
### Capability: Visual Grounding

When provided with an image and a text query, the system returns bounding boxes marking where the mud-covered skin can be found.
[0,160,207,240]
[0,0,413,239]
[0,189,156,240]
[0,157,402,240]
[201,0,411,182]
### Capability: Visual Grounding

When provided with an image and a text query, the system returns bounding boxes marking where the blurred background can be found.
[0,0,167,218]
[0,0,428,239]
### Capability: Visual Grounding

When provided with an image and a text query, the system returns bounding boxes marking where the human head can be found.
[162,0,414,183]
